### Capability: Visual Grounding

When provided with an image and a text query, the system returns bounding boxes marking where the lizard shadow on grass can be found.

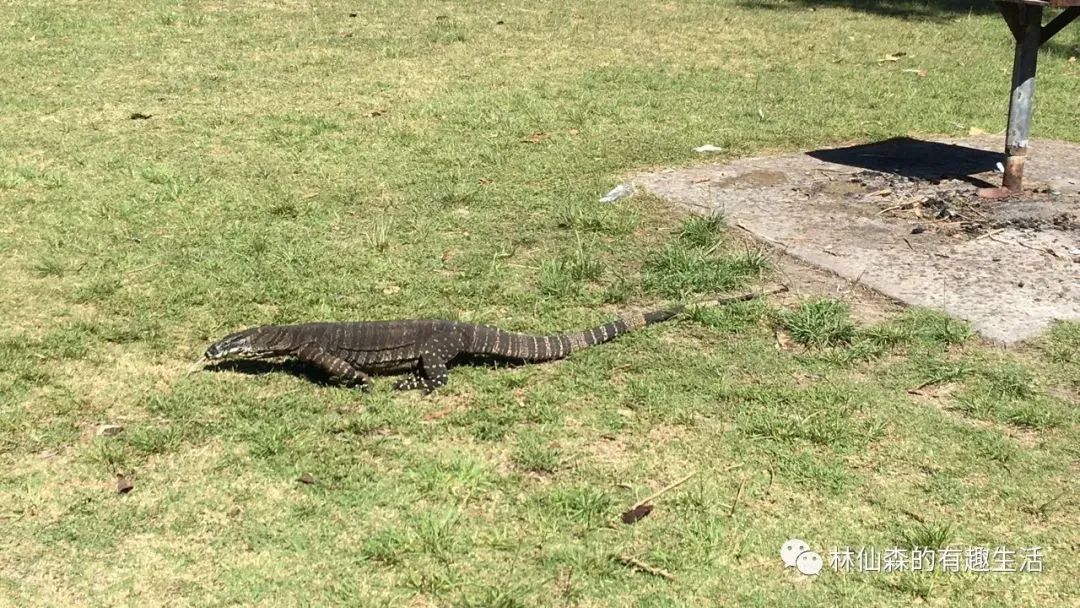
[205,360,343,386]
[206,356,531,388]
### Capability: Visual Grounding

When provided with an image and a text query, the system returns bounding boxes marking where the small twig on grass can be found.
[798,409,825,426]
[728,478,747,517]
[693,285,789,310]
[629,471,698,512]
[701,240,722,257]
[1025,490,1067,517]
[124,262,164,275]
[617,555,676,581]
[907,378,940,395]
[900,508,926,523]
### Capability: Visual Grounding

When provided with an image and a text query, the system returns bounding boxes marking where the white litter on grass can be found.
[599,182,635,203]
[694,144,723,153]
[996,162,1005,173]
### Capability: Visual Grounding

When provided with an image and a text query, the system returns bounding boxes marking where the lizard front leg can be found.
[394,372,426,392]
[295,344,371,390]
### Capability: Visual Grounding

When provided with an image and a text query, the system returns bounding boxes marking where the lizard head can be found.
[190,326,293,375]
[203,327,270,360]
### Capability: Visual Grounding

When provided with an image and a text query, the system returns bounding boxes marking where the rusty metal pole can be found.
[1002,4,1043,192]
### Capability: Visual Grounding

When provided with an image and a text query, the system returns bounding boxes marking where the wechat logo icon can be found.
[781,538,824,576]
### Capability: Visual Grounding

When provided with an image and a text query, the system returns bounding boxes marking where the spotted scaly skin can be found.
[200,308,679,393]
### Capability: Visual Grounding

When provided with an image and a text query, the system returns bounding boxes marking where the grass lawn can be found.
[1,0,1078,606]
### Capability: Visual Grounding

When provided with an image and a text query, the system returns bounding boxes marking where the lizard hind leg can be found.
[393,361,448,394]
[418,358,450,394]
[410,332,461,394]
[393,359,450,394]
[295,344,371,391]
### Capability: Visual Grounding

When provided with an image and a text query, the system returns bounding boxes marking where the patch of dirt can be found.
[584,434,630,467]
[56,346,179,417]
[830,170,1080,238]
[806,178,865,198]
[715,169,789,189]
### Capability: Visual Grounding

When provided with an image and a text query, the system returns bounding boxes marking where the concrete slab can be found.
[638,136,1080,344]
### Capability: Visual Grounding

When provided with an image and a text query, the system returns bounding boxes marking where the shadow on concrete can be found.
[806,137,1003,185]
[736,0,995,20]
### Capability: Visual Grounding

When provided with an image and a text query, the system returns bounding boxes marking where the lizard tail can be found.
[466,306,682,363]
[556,283,787,354]
[466,286,786,363]
[561,306,684,356]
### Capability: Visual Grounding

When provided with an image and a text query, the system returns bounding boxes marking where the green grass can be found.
[777,298,857,347]
[1,1,1078,606]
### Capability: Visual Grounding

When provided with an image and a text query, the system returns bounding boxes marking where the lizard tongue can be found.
[186,356,208,375]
